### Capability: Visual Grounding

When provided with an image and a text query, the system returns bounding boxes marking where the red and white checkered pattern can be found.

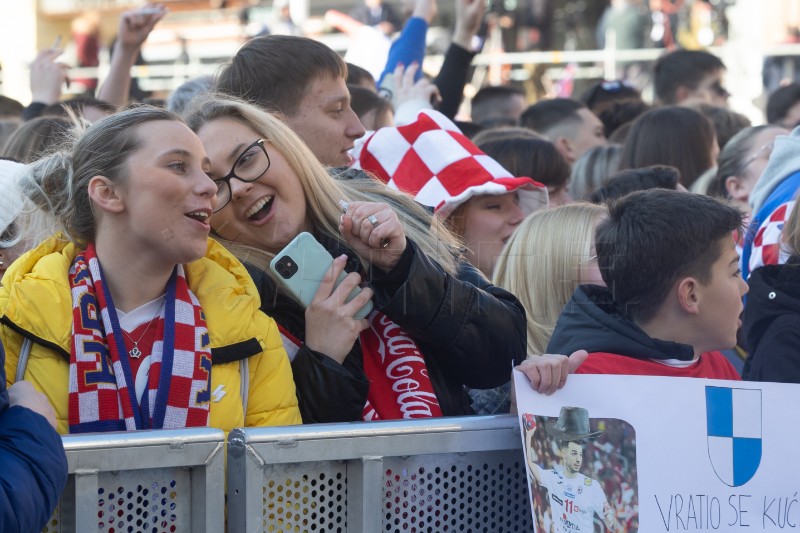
[69,248,212,433]
[357,110,548,217]
[749,201,794,275]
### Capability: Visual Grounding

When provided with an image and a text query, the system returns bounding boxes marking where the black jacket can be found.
[742,262,800,382]
[546,284,696,362]
[248,237,527,423]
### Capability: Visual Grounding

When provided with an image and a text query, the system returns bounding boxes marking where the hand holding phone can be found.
[270,232,373,319]
[271,233,373,363]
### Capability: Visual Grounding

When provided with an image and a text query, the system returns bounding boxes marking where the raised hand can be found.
[339,200,407,272]
[391,62,441,110]
[453,0,486,50]
[116,4,168,52]
[30,48,69,105]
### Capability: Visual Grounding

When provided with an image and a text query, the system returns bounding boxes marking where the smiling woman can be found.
[183,96,535,423]
[0,106,301,435]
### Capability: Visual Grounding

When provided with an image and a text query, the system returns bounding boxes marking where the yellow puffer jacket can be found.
[0,236,301,434]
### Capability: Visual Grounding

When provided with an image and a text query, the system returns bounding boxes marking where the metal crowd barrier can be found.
[227,415,532,533]
[43,428,225,533]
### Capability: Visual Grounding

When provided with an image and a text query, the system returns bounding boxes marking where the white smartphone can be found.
[270,232,373,319]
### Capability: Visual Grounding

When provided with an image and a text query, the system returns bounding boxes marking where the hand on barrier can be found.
[516,350,588,395]
[9,381,58,429]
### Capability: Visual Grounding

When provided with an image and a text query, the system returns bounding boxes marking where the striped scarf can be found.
[68,243,212,433]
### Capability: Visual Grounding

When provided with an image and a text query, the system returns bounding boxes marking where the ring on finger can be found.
[367,214,379,228]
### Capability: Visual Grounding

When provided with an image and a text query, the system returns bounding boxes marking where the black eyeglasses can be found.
[212,139,270,212]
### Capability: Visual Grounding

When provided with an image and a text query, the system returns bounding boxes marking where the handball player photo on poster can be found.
[522,408,639,532]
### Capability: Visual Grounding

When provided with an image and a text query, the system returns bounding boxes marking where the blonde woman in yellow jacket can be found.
[0,107,300,435]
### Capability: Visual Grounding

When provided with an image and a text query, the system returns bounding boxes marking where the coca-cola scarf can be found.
[68,243,212,433]
[360,311,443,420]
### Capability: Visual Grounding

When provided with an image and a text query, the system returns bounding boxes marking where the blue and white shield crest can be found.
[705,386,762,487]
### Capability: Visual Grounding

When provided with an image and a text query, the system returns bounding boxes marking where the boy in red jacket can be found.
[545,189,745,379]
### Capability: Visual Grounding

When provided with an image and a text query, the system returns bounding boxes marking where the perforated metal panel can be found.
[260,463,348,532]
[381,451,531,533]
[43,428,225,533]
[228,416,533,533]
[95,468,190,533]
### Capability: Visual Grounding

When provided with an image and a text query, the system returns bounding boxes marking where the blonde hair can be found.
[493,203,606,355]
[183,95,460,274]
[783,200,800,258]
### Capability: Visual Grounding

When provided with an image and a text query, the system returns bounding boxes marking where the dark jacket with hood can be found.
[547,285,740,378]
[0,341,68,533]
[743,261,800,382]
[249,237,527,423]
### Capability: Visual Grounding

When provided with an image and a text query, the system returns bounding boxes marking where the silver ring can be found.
[367,214,379,228]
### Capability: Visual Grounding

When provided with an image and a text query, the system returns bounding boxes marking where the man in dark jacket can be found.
[0,340,68,532]
[546,189,745,379]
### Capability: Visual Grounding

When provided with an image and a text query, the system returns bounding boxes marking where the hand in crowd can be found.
[390,63,442,110]
[453,0,486,51]
[517,350,588,395]
[8,381,58,430]
[100,3,167,108]
[304,255,372,364]
[339,201,408,272]
[408,0,438,24]
[30,48,69,105]
[116,4,168,54]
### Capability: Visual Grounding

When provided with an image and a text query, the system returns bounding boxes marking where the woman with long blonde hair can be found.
[184,95,534,423]
[494,203,607,356]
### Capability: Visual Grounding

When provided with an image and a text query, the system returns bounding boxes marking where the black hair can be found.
[619,106,716,189]
[597,99,651,139]
[471,86,526,128]
[478,136,570,191]
[653,49,726,105]
[766,83,800,126]
[0,95,23,118]
[346,62,375,88]
[41,96,117,118]
[589,165,680,203]
[520,98,585,136]
[347,85,393,128]
[596,189,742,322]
[579,80,641,114]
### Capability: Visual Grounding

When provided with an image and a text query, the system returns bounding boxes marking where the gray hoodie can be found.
[749,126,800,214]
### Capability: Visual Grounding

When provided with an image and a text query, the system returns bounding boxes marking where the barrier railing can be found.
[227,415,531,533]
[44,428,225,533]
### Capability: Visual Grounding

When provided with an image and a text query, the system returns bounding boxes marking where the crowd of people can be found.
[2,0,800,530]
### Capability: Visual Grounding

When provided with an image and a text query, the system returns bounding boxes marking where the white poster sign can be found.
[513,371,797,532]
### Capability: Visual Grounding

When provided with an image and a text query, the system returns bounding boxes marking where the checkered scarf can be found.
[741,170,800,280]
[68,244,212,433]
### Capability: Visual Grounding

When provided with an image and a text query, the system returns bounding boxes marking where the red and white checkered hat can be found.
[356,110,548,217]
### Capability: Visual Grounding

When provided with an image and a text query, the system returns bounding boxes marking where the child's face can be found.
[694,237,749,352]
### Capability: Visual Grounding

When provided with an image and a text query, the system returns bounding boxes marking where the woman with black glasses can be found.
[182,95,569,423]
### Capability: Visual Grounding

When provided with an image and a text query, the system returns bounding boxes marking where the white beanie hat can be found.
[0,159,25,238]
